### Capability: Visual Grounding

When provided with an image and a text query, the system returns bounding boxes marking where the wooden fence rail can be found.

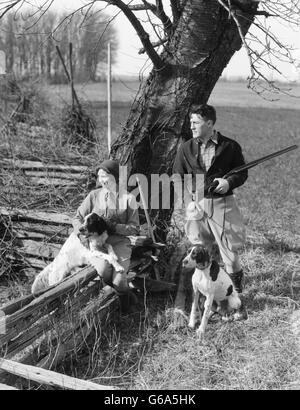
[0,359,115,390]
[0,159,91,187]
[0,190,175,389]
[0,382,19,390]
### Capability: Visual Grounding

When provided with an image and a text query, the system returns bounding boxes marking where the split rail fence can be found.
[0,159,175,390]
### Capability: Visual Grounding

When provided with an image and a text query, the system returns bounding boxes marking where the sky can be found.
[26,0,300,81]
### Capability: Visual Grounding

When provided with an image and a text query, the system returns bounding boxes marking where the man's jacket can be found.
[172,132,248,198]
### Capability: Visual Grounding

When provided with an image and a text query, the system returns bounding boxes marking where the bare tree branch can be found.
[107,0,166,71]
[143,6,166,50]
[0,0,24,19]
[138,38,167,54]
[21,0,55,30]
[154,0,173,35]
[254,10,276,17]
[1,0,299,96]
[217,0,300,96]
[50,2,97,36]
[135,0,173,36]
[261,0,300,25]
[231,0,259,12]
[218,0,256,82]
[128,3,154,11]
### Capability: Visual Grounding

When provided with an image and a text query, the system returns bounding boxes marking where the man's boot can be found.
[229,270,248,321]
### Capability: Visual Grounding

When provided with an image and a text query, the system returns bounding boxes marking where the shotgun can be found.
[208,144,298,193]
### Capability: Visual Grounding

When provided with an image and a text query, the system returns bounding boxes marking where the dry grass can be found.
[135,306,300,390]
[0,81,300,390]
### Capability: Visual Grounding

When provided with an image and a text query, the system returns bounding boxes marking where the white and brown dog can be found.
[182,245,241,340]
[31,213,124,295]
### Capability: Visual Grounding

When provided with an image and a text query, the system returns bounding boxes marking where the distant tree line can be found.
[0,9,118,83]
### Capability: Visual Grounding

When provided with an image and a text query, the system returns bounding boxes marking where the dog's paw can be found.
[221,314,233,322]
[170,308,188,329]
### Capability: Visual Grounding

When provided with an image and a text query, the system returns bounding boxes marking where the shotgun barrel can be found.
[209,144,298,193]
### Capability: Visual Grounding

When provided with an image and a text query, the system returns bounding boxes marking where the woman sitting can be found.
[73,159,140,296]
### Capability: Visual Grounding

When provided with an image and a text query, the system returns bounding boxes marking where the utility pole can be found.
[107,42,112,155]
[0,50,5,75]
[0,50,7,118]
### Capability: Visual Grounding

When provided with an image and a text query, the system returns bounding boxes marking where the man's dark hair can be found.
[190,104,217,124]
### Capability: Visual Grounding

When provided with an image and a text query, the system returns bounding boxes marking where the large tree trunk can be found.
[111,0,257,233]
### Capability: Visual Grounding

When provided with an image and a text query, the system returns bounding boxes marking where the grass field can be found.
[1,80,300,390]
[45,80,300,109]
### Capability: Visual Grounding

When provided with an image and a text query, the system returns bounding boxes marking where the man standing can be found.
[173,104,248,320]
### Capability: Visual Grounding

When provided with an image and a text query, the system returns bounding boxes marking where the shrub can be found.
[10,79,51,126]
[61,103,96,146]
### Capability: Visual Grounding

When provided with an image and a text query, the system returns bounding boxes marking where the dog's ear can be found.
[97,216,111,235]
[226,284,233,296]
[98,216,115,235]
[106,224,115,236]
[82,212,92,226]
[209,260,220,282]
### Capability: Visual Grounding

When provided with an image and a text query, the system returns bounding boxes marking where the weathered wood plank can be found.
[0,174,81,187]
[28,177,79,187]
[0,382,19,390]
[24,171,87,180]
[0,296,64,348]
[0,288,117,384]
[14,230,66,244]
[36,286,118,370]
[5,255,47,270]
[4,240,61,262]
[0,159,89,173]
[0,359,115,390]
[0,285,116,378]
[12,222,72,238]
[5,281,103,359]
[0,208,73,225]
[1,294,35,316]
[1,209,155,246]
[0,266,99,347]
[15,239,61,260]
